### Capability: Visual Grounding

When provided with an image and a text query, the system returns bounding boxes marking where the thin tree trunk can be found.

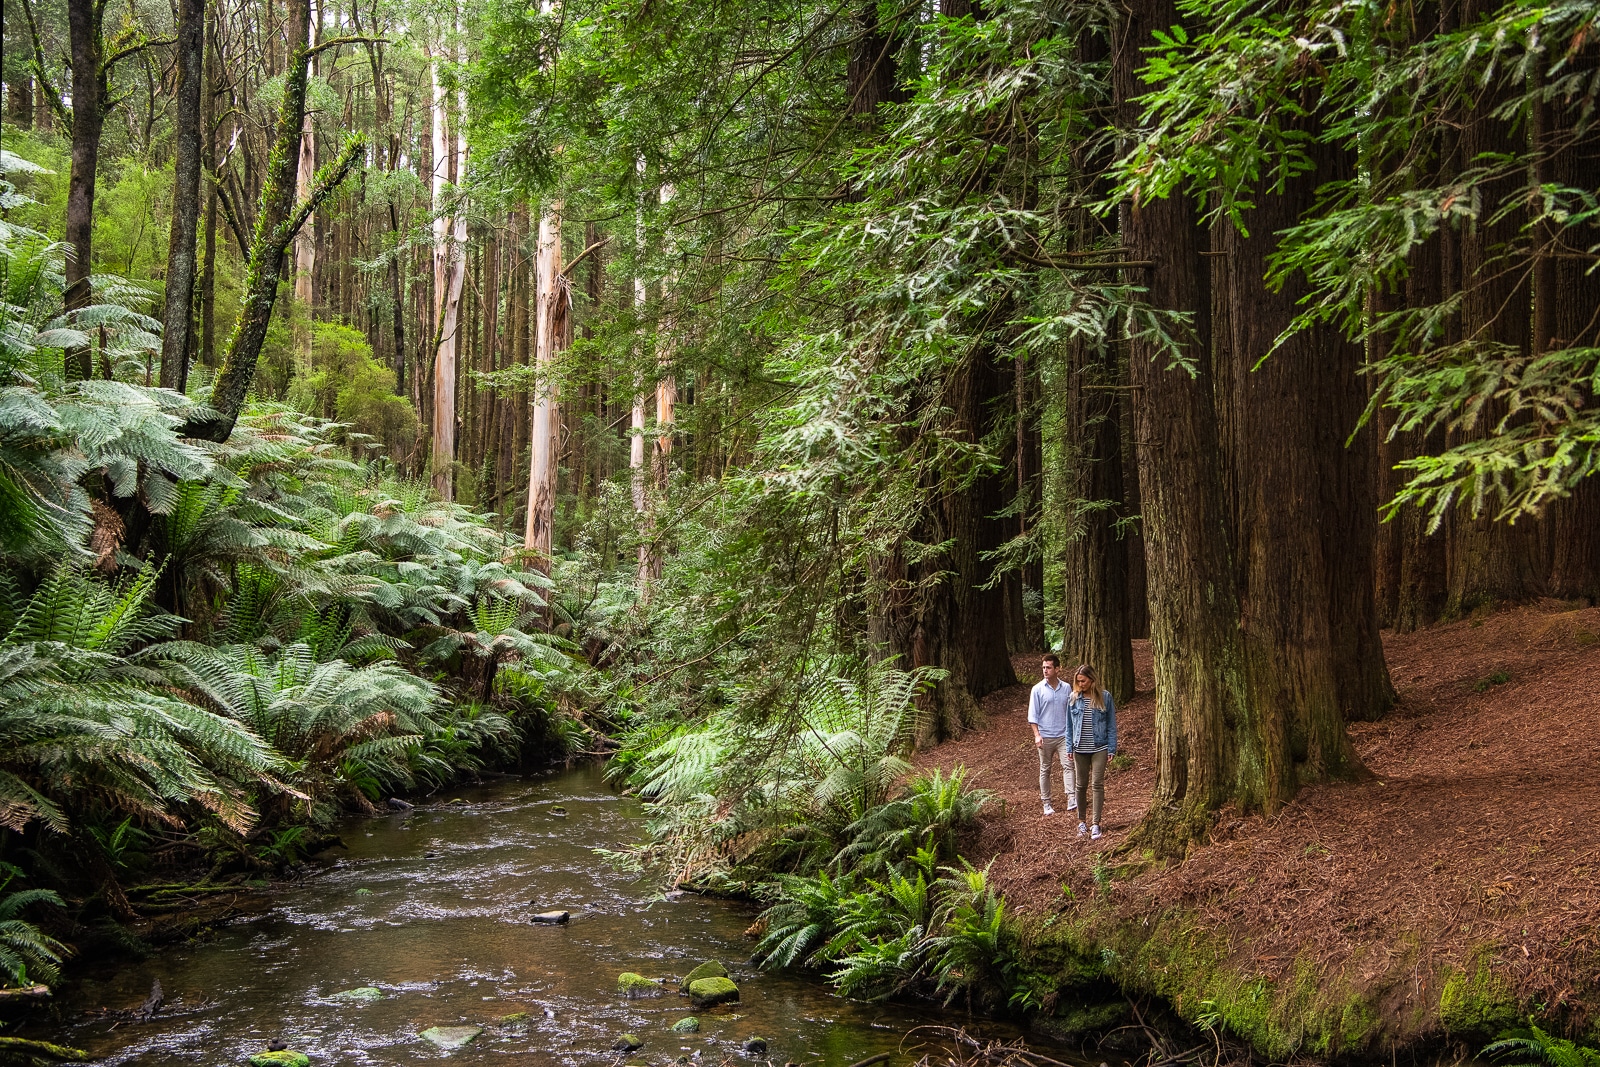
[63,0,109,381]
[480,227,500,475]
[199,8,220,372]
[6,78,33,127]
[293,109,316,351]
[158,0,206,392]
[508,206,532,528]
[429,45,467,500]
[1063,337,1135,705]
[632,179,650,582]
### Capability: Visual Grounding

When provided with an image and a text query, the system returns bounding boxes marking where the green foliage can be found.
[0,861,68,987]
[748,768,1009,1007]
[1111,0,1600,523]
[753,850,1019,1009]
[1486,1025,1600,1067]
[156,640,453,816]
[620,662,940,884]
[286,323,418,459]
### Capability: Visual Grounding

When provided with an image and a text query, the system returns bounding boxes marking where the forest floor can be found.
[916,600,1600,1052]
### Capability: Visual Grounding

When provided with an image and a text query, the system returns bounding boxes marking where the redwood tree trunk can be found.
[869,332,1017,740]
[1448,23,1544,610]
[1063,337,1135,705]
[1544,63,1600,602]
[1116,0,1259,846]
[1219,142,1370,803]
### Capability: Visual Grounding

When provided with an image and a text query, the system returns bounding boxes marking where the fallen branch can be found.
[0,984,50,1000]
[0,1037,86,1062]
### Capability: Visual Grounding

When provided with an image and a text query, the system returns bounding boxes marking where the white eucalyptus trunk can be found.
[429,33,466,500]
[525,204,564,566]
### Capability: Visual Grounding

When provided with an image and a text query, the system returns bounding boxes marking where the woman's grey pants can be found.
[1037,735,1074,804]
[1073,750,1108,827]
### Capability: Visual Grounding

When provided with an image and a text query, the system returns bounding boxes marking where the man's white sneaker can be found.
[1042,801,1056,816]
[1076,822,1088,837]
[1090,825,1103,840]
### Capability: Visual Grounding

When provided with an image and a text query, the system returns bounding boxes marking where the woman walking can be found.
[1066,664,1117,840]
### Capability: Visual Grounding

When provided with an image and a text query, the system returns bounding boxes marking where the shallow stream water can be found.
[44,766,1071,1066]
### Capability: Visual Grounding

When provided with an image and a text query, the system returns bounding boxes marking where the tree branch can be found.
[560,236,610,278]
[308,34,386,58]
[106,36,177,69]
[278,135,366,247]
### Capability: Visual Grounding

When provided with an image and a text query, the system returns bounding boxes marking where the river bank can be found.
[915,601,1600,1060]
[21,767,1068,1067]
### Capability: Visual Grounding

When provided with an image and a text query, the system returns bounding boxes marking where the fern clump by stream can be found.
[605,655,1014,1009]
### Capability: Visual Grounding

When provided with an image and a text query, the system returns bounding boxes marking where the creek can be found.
[42,766,1069,1066]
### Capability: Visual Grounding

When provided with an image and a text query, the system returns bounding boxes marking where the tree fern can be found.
[0,565,280,834]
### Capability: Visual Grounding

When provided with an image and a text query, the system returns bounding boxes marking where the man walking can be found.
[1027,653,1075,816]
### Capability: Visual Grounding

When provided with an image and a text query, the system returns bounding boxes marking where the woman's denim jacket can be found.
[1065,690,1117,755]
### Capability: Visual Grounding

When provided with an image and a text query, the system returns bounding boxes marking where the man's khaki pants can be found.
[1037,735,1074,806]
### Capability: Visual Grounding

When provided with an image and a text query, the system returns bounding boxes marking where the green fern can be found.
[0,862,68,988]
[0,564,280,834]
[1485,1026,1600,1067]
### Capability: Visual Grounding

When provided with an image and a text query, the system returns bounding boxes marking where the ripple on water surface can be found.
[41,766,1080,1066]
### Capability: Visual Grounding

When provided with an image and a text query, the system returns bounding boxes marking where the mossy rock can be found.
[670,1017,700,1033]
[248,1053,310,1067]
[682,960,728,985]
[419,1025,483,1049]
[688,976,740,1009]
[618,971,662,997]
[498,1011,530,1022]
[333,986,383,1001]
[613,1034,644,1052]
[1046,999,1130,1039]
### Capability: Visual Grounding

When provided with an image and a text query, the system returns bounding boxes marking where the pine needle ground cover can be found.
[917,603,1600,1056]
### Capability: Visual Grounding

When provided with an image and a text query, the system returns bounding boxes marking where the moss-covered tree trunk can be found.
[180,0,362,443]
[62,0,109,381]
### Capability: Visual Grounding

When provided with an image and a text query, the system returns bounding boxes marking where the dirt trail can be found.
[916,601,1600,1037]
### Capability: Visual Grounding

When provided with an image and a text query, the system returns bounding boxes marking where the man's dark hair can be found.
[1042,653,1060,667]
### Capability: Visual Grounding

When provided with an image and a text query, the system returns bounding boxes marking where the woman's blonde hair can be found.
[1073,664,1104,710]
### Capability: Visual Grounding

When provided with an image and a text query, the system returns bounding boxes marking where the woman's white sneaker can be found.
[1043,801,1056,816]
[1076,822,1088,837]
[1090,825,1103,840]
